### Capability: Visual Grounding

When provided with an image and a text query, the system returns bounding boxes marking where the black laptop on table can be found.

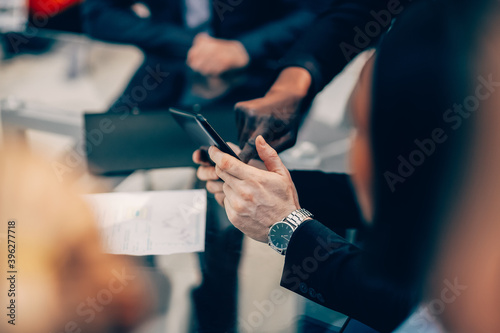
[84,109,237,175]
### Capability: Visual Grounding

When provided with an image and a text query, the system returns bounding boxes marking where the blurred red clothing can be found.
[30,0,82,16]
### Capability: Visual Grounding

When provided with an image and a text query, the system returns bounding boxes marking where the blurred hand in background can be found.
[187,33,250,77]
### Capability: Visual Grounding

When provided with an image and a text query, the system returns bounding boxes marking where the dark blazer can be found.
[281,0,418,95]
[283,171,416,333]
[82,0,315,64]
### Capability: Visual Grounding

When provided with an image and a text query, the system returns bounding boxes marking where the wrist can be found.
[269,67,312,98]
[268,209,314,255]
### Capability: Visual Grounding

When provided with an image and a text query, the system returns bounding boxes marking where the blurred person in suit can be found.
[194,0,500,331]
[81,0,317,112]
[0,145,163,333]
[394,3,500,332]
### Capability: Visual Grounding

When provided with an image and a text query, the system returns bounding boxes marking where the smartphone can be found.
[169,108,240,161]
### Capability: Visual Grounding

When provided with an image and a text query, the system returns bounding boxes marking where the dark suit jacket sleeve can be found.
[280,0,410,94]
[82,0,195,58]
[290,171,363,231]
[237,3,315,63]
[280,220,414,333]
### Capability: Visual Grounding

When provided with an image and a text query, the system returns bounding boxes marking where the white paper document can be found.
[85,190,207,255]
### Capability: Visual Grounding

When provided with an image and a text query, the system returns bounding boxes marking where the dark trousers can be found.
[109,54,187,112]
[191,194,244,333]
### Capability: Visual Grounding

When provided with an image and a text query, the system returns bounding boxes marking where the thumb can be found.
[256,135,287,175]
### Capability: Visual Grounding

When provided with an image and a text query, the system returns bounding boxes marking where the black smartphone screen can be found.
[169,108,240,160]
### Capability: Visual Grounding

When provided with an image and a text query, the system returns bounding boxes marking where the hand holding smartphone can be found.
[169,108,240,164]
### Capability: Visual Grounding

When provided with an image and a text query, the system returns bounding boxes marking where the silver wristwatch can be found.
[268,208,313,255]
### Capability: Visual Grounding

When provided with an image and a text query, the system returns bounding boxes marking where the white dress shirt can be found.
[393,304,447,333]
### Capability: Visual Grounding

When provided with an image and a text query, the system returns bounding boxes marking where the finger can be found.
[238,112,257,149]
[200,62,223,76]
[189,47,214,74]
[188,55,203,72]
[255,135,288,176]
[223,196,234,222]
[238,141,258,164]
[197,166,218,181]
[209,146,251,179]
[222,182,247,216]
[227,142,242,155]
[190,56,208,74]
[186,45,197,64]
[187,44,204,67]
[215,193,226,207]
[214,165,243,187]
[206,180,224,195]
[200,148,215,165]
[192,149,202,164]
[269,131,297,154]
[235,101,258,147]
[238,122,270,163]
[222,186,262,240]
[210,65,225,77]
[196,59,216,76]
[248,158,267,170]
[192,149,212,166]
[210,56,230,76]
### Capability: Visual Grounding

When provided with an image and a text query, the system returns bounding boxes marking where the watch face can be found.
[269,222,294,250]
